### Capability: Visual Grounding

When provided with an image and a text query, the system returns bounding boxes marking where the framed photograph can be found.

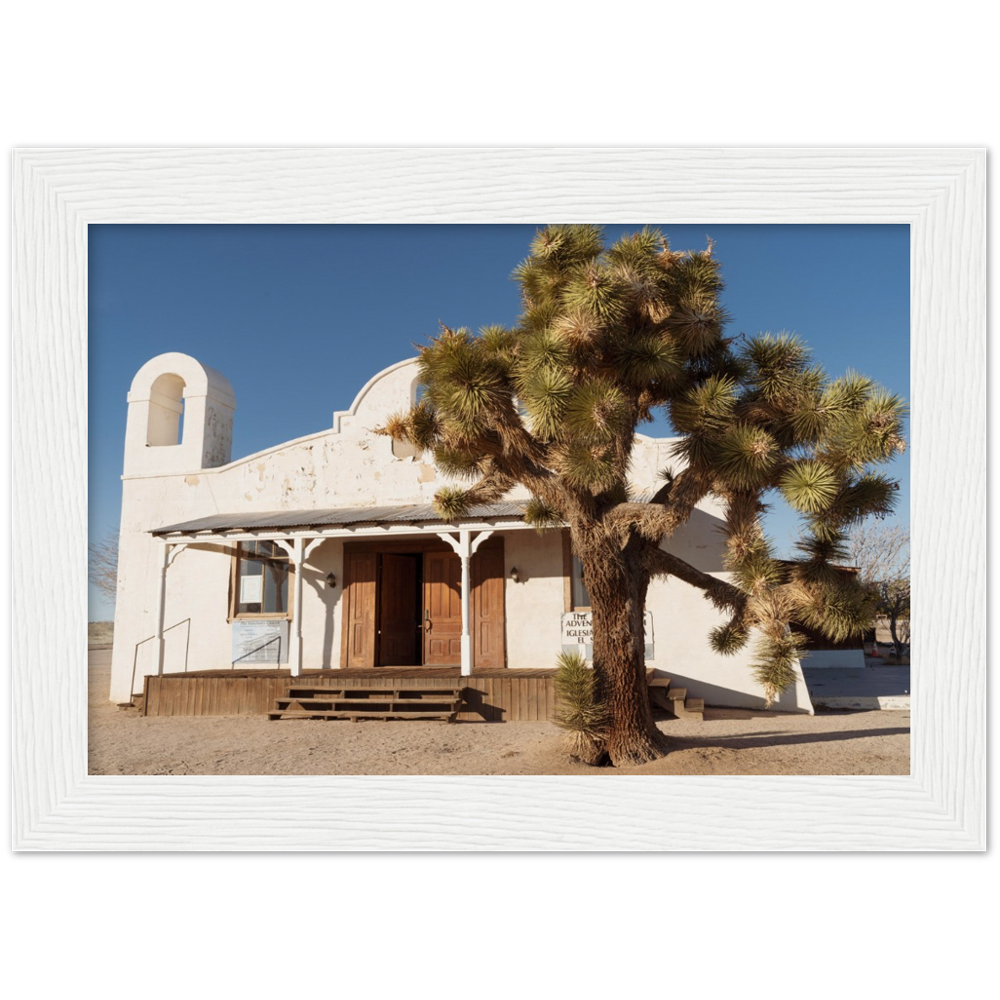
[11,148,985,850]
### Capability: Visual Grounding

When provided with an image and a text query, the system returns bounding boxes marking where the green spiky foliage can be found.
[433,486,474,521]
[553,651,609,762]
[523,497,564,532]
[378,225,907,760]
[750,631,807,707]
[709,622,750,655]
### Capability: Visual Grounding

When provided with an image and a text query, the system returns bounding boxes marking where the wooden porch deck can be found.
[142,668,559,722]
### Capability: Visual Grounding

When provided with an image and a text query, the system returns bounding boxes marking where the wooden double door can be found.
[341,540,506,669]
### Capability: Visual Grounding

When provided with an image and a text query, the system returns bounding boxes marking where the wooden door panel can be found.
[379,554,419,666]
[472,542,506,669]
[423,551,462,665]
[343,551,377,668]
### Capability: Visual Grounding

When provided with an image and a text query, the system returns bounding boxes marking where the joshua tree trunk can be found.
[579,532,668,766]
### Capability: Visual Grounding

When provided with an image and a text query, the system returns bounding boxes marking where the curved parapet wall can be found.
[332,357,420,434]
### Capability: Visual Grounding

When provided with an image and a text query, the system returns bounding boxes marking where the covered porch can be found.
[145,502,542,690]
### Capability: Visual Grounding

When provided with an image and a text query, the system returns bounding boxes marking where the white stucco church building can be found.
[110,351,816,715]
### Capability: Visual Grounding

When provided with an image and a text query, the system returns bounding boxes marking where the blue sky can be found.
[89,223,910,620]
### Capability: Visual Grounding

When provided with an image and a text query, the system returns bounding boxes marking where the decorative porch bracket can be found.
[437,529,494,676]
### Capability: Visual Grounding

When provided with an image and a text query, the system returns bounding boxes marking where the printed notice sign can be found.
[560,611,653,661]
[232,619,289,664]
[239,575,263,604]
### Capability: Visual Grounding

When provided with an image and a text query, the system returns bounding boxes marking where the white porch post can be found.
[274,536,324,676]
[291,536,304,677]
[439,529,494,677]
[458,530,473,677]
[155,542,170,676]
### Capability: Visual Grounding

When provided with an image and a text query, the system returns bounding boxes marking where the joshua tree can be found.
[380,225,906,766]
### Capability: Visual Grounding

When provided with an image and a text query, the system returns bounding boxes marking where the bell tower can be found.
[123,352,236,476]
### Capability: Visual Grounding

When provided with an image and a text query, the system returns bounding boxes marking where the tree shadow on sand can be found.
[661,726,909,753]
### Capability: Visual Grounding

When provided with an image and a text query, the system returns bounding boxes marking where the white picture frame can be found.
[12,147,985,851]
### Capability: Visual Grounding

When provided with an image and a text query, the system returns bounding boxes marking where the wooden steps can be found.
[267,685,464,722]
[647,677,705,722]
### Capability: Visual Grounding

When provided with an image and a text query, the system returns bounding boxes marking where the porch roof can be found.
[150,501,532,537]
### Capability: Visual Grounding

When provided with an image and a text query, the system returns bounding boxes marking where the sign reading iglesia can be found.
[560,611,653,661]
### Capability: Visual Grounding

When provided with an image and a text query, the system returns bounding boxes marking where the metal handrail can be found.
[130,618,192,696]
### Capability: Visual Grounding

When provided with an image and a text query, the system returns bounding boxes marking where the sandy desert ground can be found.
[87,645,910,776]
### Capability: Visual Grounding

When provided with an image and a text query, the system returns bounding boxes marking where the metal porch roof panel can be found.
[151,502,530,535]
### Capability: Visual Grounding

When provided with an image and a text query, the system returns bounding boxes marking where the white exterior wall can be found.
[110,353,813,713]
[643,500,813,712]
[503,530,566,667]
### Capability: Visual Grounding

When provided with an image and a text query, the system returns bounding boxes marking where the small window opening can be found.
[146,373,186,446]
[391,378,425,458]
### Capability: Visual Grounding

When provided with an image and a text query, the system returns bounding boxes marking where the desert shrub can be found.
[553,651,608,762]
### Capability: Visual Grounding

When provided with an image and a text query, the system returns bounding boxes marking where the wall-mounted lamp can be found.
[326,572,337,589]
[509,567,520,584]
